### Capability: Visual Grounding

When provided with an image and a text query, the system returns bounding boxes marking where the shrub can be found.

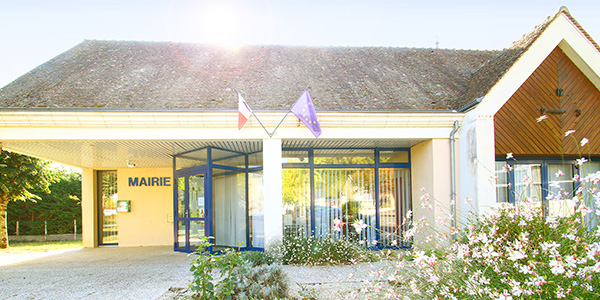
[275,234,376,265]
[357,171,600,299]
[221,263,288,299]
[189,237,289,300]
[241,250,276,267]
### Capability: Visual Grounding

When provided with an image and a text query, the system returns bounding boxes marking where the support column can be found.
[458,111,497,225]
[411,139,453,248]
[262,138,283,249]
[81,168,97,248]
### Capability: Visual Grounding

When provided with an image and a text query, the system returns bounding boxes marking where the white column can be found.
[262,138,283,249]
[458,111,497,225]
[81,168,97,248]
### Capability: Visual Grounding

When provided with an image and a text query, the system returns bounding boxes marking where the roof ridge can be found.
[460,6,592,106]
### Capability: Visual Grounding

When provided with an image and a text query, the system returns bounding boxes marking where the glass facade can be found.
[173,146,262,252]
[282,148,412,248]
[174,146,412,251]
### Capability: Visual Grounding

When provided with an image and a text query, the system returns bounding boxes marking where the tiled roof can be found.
[1,7,595,112]
[0,41,496,111]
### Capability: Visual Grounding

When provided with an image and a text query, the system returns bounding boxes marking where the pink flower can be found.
[555,170,564,177]
[333,218,344,232]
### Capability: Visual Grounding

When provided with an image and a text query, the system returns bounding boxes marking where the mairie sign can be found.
[128,177,171,187]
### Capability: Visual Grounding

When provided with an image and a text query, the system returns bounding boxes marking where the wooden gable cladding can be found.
[495,47,600,157]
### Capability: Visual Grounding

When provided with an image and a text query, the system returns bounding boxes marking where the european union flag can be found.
[290,89,322,138]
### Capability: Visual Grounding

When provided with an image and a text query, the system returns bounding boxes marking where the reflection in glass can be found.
[189,220,205,250]
[282,150,309,164]
[213,172,246,247]
[314,149,374,165]
[176,148,208,170]
[513,164,542,202]
[177,177,185,218]
[177,221,186,249]
[249,171,264,248]
[495,162,510,203]
[98,170,118,244]
[314,168,375,243]
[282,169,311,237]
[379,168,411,247]
[379,151,409,163]
[189,175,205,218]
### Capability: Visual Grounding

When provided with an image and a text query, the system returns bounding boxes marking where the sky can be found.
[0,0,599,88]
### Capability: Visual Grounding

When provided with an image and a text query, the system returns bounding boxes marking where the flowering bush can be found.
[358,171,600,299]
[274,234,375,265]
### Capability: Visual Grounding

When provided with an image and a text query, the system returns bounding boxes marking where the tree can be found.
[8,170,81,235]
[0,149,57,248]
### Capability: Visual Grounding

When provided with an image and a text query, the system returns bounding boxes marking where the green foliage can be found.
[363,201,600,299]
[221,263,288,300]
[275,234,376,265]
[189,237,218,299]
[1,150,60,247]
[240,250,275,267]
[0,150,57,202]
[296,283,318,300]
[7,170,81,235]
[0,240,82,252]
[189,237,289,300]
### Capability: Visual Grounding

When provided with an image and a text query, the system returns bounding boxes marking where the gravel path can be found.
[0,246,193,300]
[1,246,393,299]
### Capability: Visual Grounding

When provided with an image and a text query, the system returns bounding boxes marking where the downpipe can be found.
[450,120,460,234]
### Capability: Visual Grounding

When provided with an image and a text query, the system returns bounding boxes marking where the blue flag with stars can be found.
[290,89,322,138]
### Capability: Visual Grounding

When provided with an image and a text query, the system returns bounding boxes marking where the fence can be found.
[8,219,81,237]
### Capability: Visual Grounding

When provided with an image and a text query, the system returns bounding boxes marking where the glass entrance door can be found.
[98,170,118,245]
[175,172,209,252]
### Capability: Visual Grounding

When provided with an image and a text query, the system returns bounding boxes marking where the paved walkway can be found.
[0,246,194,300]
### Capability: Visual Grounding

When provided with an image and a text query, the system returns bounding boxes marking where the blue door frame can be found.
[173,146,264,253]
[173,166,212,253]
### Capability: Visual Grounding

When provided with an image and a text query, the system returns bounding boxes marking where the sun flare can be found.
[199,5,243,48]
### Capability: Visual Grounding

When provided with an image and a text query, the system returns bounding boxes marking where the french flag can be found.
[238,93,251,130]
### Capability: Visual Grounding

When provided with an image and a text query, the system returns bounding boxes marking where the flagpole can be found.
[270,86,309,137]
[269,109,292,137]
[235,89,272,137]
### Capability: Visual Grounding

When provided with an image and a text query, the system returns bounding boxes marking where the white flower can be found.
[537,115,548,122]
[576,157,588,166]
[352,220,367,234]
[555,170,564,177]
[565,130,576,137]
[506,152,513,159]
[549,260,565,275]
[508,250,527,261]
[581,138,589,147]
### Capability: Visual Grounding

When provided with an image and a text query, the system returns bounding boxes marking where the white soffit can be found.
[1,139,424,169]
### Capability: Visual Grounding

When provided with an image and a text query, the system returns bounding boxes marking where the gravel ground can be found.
[158,261,392,299]
[0,246,193,300]
[1,246,393,300]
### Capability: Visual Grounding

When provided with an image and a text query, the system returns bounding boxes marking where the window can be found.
[282,148,411,248]
[495,159,600,220]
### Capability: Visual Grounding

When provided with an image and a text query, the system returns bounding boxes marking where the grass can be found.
[1,240,83,252]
